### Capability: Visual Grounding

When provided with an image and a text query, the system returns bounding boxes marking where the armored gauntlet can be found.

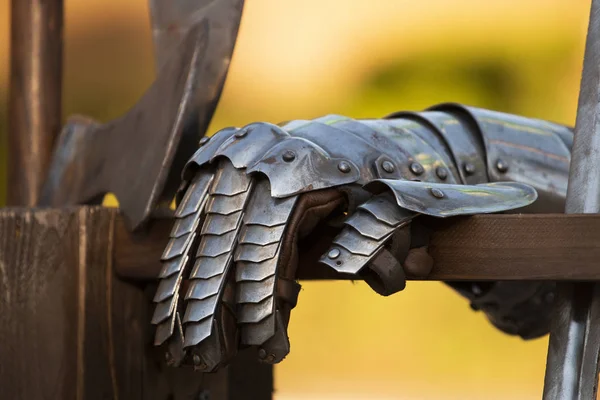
[152,103,572,371]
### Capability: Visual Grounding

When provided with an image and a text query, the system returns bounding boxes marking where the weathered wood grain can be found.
[0,207,80,399]
[0,206,273,400]
[7,206,600,399]
[425,214,600,281]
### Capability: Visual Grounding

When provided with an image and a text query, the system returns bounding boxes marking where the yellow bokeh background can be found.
[0,0,592,398]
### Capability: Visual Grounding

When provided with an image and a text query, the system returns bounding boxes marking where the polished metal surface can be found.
[39,0,244,230]
[238,297,275,324]
[152,172,211,348]
[159,256,188,279]
[235,243,280,263]
[364,180,538,217]
[240,225,286,246]
[235,258,279,282]
[393,111,489,185]
[345,212,399,240]
[432,103,572,213]
[190,253,230,279]
[153,102,579,372]
[183,296,220,323]
[186,276,223,300]
[182,160,251,371]
[320,193,414,290]
[543,0,600,397]
[9,0,63,206]
[234,181,297,350]
[175,171,213,217]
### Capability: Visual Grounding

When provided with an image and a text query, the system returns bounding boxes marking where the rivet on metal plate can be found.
[435,166,448,180]
[463,162,475,175]
[235,129,248,138]
[381,160,395,173]
[430,188,445,199]
[338,161,352,173]
[328,248,341,259]
[410,162,424,175]
[282,151,296,162]
[495,159,509,173]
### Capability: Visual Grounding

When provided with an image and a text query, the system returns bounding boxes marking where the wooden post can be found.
[0,206,272,399]
[8,0,64,206]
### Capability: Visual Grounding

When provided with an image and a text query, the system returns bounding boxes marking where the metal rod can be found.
[543,0,600,398]
[8,0,64,206]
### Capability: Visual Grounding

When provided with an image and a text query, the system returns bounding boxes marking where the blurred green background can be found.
[0,0,592,398]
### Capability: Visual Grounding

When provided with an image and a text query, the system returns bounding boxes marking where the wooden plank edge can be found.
[1,207,595,281]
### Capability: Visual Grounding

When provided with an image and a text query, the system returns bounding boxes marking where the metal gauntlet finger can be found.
[234,180,299,363]
[320,179,539,295]
[319,193,415,296]
[152,168,214,362]
[183,159,253,372]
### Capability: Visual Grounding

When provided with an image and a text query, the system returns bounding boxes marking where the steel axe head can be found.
[38,0,244,231]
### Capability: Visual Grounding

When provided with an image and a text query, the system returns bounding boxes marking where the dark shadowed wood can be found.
[0,207,79,399]
[0,206,273,400]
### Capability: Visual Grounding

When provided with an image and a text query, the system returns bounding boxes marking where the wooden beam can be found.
[4,206,600,398]
[0,206,272,400]
[424,214,600,281]
[113,212,600,281]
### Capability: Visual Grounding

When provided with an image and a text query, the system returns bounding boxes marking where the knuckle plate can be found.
[183,127,238,177]
[212,122,290,168]
[247,137,360,198]
[365,180,538,217]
